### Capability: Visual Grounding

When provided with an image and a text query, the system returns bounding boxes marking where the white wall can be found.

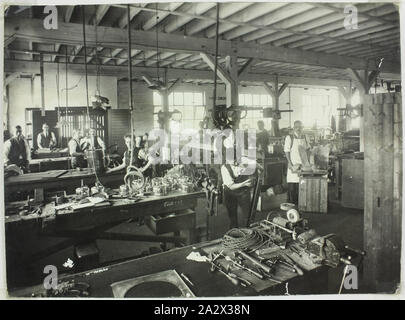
[6,66,117,135]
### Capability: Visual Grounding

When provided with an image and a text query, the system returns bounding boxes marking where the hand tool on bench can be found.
[279,254,304,276]
[236,250,272,274]
[209,261,240,286]
[225,265,252,287]
[223,255,264,280]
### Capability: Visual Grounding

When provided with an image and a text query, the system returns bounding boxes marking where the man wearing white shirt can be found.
[284,120,310,205]
[37,123,57,149]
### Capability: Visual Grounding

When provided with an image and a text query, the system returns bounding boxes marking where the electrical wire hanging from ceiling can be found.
[127,4,135,169]
[212,3,220,116]
[155,3,160,85]
[56,57,60,138]
[94,6,101,97]
[82,5,102,185]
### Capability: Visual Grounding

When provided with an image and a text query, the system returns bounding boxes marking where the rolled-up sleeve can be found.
[68,140,76,156]
[25,140,31,161]
[37,133,43,149]
[284,135,292,153]
[3,140,11,165]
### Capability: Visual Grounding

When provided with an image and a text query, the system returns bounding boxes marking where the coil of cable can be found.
[221,228,268,252]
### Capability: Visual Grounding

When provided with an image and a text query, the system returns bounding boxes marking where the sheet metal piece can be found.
[110,269,194,298]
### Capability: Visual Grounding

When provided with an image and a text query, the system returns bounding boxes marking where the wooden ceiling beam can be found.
[5,59,356,87]
[5,17,400,74]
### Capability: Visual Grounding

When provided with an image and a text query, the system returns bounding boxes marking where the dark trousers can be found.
[223,188,251,229]
[287,183,299,206]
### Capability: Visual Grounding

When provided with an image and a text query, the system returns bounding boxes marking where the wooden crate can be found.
[298,176,328,213]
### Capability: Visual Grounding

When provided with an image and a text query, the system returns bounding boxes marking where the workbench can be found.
[32,148,69,159]
[5,190,205,288]
[28,154,122,172]
[8,238,329,297]
[4,169,125,200]
[29,157,72,172]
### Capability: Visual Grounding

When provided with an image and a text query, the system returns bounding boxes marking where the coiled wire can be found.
[221,228,270,252]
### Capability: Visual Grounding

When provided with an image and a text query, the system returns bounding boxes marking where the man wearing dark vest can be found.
[37,123,57,149]
[81,128,106,152]
[4,125,31,172]
[108,135,143,173]
[68,130,86,169]
[221,156,256,229]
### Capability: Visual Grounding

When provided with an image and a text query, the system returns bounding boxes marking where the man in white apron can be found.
[284,120,309,205]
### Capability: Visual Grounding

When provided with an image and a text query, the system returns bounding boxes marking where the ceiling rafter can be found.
[311,2,398,27]
[5,17,399,74]
[5,59,355,87]
[111,3,395,53]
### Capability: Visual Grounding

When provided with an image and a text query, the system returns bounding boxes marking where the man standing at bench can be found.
[37,123,57,149]
[4,125,31,173]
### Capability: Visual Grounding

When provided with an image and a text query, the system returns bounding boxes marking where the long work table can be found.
[8,236,329,297]
[4,169,125,200]
[5,190,206,289]
[28,154,122,172]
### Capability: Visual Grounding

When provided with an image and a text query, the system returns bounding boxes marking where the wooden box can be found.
[341,159,364,209]
[298,176,328,213]
[146,209,196,235]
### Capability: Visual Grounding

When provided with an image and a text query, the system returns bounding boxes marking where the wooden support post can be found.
[237,58,256,78]
[338,83,354,131]
[263,76,288,137]
[349,68,381,152]
[201,53,240,126]
[363,93,402,292]
[167,78,181,94]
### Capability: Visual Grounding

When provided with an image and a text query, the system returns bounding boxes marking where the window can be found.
[302,94,332,128]
[153,91,206,132]
[238,93,272,130]
[349,91,361,129]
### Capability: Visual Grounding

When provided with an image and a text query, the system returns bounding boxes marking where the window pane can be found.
[253,94,260,106]
[244,94,252,106]
[175,105,184,117]
[195,107,205,119]
[184,92,193,105]
[153,91,162,106]
[173,92,183,105]
[183,106,194,119]
[303,95,311,106]
[194,92,203,106]
[260,94,268,106]
[239,94,245,105]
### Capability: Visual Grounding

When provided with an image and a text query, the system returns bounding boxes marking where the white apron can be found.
[286,136,307,183]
